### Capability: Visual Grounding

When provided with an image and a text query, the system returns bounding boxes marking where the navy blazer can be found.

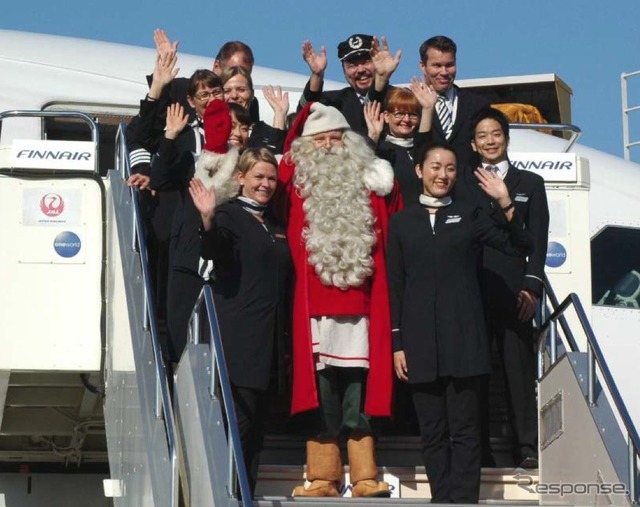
[202,200,291,390]
[386,201,533,383]
[455,163,550,305]
[148,128,203,273]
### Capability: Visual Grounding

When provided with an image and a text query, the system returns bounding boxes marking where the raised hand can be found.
[474,167,514,217]
[154,28,179,60]
[165,103,189,140]
[150,50,179,94]
[302,40,327,77]
[263,85,290,130]
[188,178,217,230]
[410,76,437,111]
[364,100,384,143]
[370,36,402,80]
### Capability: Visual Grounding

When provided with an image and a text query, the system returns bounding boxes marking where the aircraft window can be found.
[42,105,136,177]
[592,226,640,308]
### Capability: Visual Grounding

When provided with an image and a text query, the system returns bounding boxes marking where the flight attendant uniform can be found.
[386,200,532,503]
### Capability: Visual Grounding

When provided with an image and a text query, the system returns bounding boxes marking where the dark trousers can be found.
[230,385,270,497]
[486,315,538,461]
[315,367,372,439]
[411,376,482,504]
[165,268,204,363]
[139,190,179,321]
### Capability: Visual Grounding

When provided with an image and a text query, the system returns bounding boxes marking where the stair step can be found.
[254,500,540,506]
[254,465,539,502]
[255,500,428,506]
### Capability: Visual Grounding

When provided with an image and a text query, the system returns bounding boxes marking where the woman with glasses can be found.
[364,82,437,205]
[127,66,229,364]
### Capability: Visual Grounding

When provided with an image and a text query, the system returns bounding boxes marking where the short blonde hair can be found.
[236,147,278,176]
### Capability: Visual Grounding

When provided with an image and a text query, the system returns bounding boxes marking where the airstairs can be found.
[0,110,638,506]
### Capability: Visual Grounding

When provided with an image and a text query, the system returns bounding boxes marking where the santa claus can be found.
[276,102,401,497]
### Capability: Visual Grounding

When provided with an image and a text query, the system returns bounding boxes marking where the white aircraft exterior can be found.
[0,29,318,142]
[0,28,638,506]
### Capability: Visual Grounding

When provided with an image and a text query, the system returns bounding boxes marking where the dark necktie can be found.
[436,95,453,139]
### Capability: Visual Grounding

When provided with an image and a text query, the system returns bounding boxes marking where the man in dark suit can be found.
[297,34,401,136]
[458,107,549,469]
[419,35,489,167]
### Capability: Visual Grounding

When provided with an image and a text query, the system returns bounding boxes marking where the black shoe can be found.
[518,456,539,469]
[481,453,496,467]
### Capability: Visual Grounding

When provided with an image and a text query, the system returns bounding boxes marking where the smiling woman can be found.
[237,159,278,204]
[368,87,425,205]
[416,144,457,198]
[221,66,254,109]
[386,142,533,504]
[189,147,292,497]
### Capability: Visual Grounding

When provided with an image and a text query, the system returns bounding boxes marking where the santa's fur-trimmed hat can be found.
[194,99,240,204]
[300,102,350,137]
[282,102,394,197]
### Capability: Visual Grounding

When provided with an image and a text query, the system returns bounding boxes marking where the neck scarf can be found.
[238,196,266,217]
[419,193,452,208]
[385,134,414,149]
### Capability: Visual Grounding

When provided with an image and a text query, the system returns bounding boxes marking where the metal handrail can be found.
[622,70,640,161]
[0,110,100,174]
[191,286,254,505]
[537,285,639,503]
[115,124,179,507]
[510,122,582,152]
[540,277,579,353]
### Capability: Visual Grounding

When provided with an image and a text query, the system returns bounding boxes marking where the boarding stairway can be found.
[108,123,542,507]
[0,110,638,506]
[109,118,640,506]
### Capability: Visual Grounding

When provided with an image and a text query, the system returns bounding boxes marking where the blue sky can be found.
[3,0,640,161]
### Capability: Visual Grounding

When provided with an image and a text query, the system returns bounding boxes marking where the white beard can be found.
[292,140,378,290]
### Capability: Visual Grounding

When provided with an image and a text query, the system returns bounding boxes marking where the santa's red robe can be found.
[276,103,402,417]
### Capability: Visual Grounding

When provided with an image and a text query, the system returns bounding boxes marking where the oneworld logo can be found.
[546,241,567,268]
[53,231,82,258]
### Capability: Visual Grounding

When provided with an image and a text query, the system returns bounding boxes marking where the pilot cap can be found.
[337,34,373,61]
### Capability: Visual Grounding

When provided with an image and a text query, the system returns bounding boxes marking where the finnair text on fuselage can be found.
[16,149,91,161]
[513,160,573,171]
[508,152,581,183]
[10,140,96,171]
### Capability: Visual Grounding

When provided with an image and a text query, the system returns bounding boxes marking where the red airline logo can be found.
[40,193,65,217]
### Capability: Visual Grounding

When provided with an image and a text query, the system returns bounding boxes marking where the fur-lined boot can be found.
[348,434,390,498]
[292,438,342,497]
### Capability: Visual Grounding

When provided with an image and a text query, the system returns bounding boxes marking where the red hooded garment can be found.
[275,103,402,417]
